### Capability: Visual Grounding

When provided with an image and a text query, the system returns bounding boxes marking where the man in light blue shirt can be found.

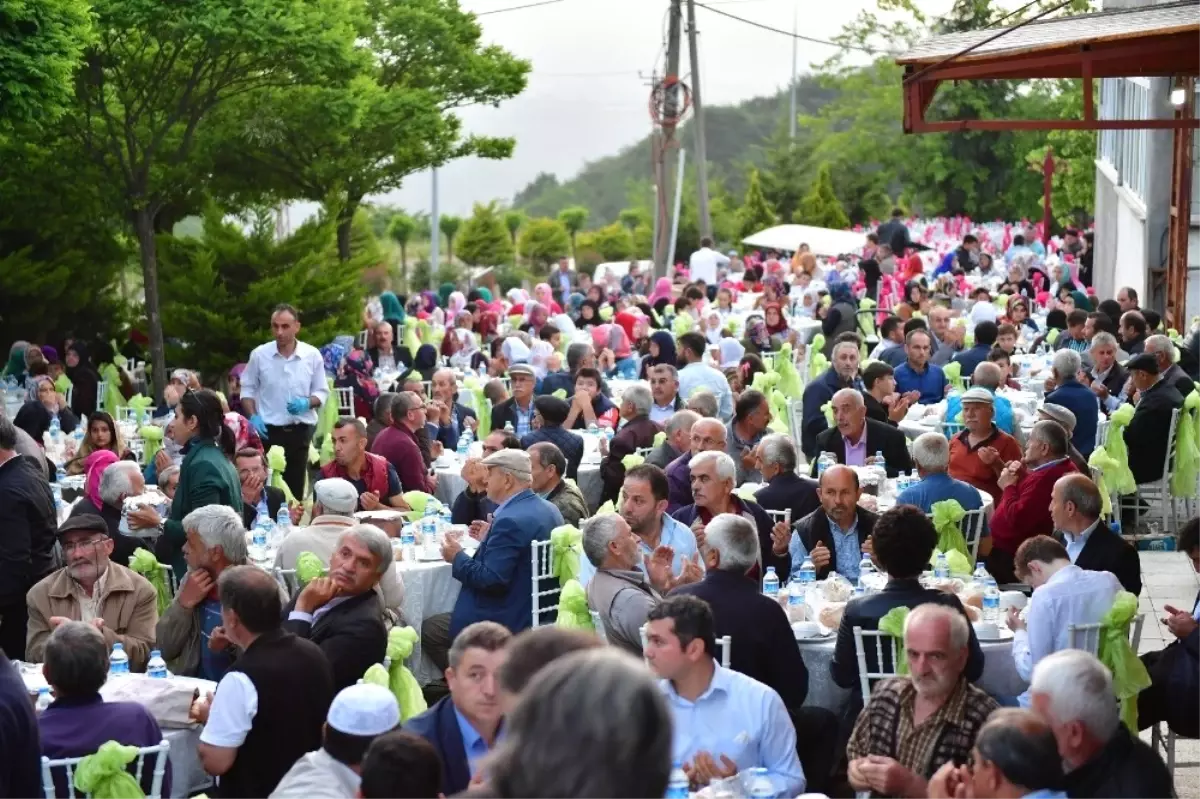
[897,432,985,513]
[677,332,733,421]
[944,362,1015,434]
[645,595,805,798]
[1009,536,1121,707]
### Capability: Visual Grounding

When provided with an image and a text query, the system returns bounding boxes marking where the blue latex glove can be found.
[286,397,310,416]
[249,414,268,437]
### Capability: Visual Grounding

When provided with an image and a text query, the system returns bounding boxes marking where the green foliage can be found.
[0,0,93,132]
[388,212,416,273]
[1025,83,1097,230]
[736,168,778,241]
[156,206,368,382]
[495,263,533,293]
[502,210,525,261]
[518,218,570,272]
[578,223,634,262]
[795,163,850,229]
[618,208,645,230]
[438,214,462,263]
[456,202,514,266]
[758,129,812,224]
[556,205,589,257]
[410,259,432,292]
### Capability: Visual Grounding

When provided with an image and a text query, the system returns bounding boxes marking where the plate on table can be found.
[972,624,1015,642]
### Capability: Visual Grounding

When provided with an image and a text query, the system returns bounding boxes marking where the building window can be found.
[1098,77,1150,202]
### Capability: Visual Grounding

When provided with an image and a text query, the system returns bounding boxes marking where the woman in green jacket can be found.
[129,389,242,579]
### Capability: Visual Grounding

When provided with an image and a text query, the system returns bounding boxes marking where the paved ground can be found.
[1136,550,1199,798]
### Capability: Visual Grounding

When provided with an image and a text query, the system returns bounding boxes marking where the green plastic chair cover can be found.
[1046,328,1060,346]
[138,425,164,469]
[621,454,645,471]
[126,395,154,425]
[927,548,972,576]
[733,485,760,502]
[857,299,878,340]
[266,446,298,504]
[73,741,144,799]
[129,549,172,615]
[1103,404,1137,495]
[550,525,583,584]
[821,400,834,428]
[943,361,966,393]
[992,294,1011,313]
[401,492,441,523]
[672,313,694,336]
[808,334,828,382]
[555,579,594,630]
[1097,591,1152,732]
[1087,447,1120,518]
[98,363,125,418]
[296,552,326,586]
[820,294,832,309]
[766,390,790,435]
[462,376,491,437]
[652,430,666,447]
[402,321,422,356]
[505,314,523,330]
[598,305,614,322]
[362,626,428,721]
[595,499,616,516]
[551,389,567,399]
[54,373,72,394]
[775,343,803,399]
[878,606,910,675]
[315,377,339,439]
[930,500,970,559]
[1171,391,1200,497]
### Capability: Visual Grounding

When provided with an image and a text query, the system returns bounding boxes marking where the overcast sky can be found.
[376,0,897,217]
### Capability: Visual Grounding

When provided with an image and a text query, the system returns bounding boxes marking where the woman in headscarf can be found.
[585,284,606,306]
[743,314,773,355]
[63,341,101,417]
[226,363,247,414]
[592,324,638,379]
[821,280,859,353]
[528,340,555,380]
[566,292,586,318]
[475,286,493,303]
[533,283,563,314]
[14,374,79,444]
[65,411,126,475]
[718,337,745,369]
[446,291,468,321]
[577,300,601,329]
[336,348,381,420]
[522,302,550,337]
[2,341,28,381]
[613,310,640,344]
[83,449,121,516]
[506,288,530,317]
[703,309,724,346]
[412,344,439,382]
[476,306,500,341]
[638,330,678,379]
[379,291,406,327]
[449,329,487,372]
[437,282,456,309]
[1004,295,1039,334]
[763,301,789,341]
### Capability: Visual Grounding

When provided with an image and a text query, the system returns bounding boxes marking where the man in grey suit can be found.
[645,410,698,470]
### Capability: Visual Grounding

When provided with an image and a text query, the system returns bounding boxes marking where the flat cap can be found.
[508,363,536,378]
[481,448,532,481]
[960,387,995,405]
[1125,353,1159,375]
[57,513,109,539]
[1038,403,1077,431]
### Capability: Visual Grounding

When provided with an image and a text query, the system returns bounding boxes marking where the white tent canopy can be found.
[742,224,866,258]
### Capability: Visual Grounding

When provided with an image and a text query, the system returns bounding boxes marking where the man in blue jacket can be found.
[421,449,562,676]
[800,340,862,458]
[1044,349,1100,456]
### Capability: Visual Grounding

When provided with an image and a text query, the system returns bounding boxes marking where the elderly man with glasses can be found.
[26,515,159,670]
[371,391,437,495]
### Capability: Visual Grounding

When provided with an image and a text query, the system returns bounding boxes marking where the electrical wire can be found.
[692,1,877,53]
[475,0,564,16]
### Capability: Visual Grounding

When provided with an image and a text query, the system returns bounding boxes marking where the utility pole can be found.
[789,5,798,140]
[653,0,684,275]
[430,167,440,290]
[686,0,711,241]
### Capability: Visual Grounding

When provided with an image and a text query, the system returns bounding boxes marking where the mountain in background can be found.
[511,75,838,225]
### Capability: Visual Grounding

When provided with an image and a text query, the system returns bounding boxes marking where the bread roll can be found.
[818,602,846,629]
[963,604,981,622]
[961,590,984,609]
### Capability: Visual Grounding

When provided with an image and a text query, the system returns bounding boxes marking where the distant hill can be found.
[511,75,838,225]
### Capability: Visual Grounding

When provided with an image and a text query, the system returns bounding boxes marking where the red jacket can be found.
[370,425,432,494]
[320,451,391,497]
[990,459,1077,556]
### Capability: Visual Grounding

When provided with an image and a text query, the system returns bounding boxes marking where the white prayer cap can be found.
[327,683,400,737]
[314,478,359,515]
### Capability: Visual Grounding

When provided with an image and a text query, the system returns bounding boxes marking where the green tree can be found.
[518,217,570,272]
[156,205,368,382]
[503,210,525,267]
[1024,83,1097,229]
[577,223,634,262]
[758,129,812,223]
[0,0,93,132]
[438,214,462,265]
[457,202,514,266]
[68,0,363,398]
[388,213,416,277]
[618,208,646,231]
[556,205,589,259]
[736,168,778,241]
[795,163,851,229]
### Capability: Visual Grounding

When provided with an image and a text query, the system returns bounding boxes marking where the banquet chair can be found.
[41,738,171,799]
[354,330,368,349]
[717,635,732,668]
[924,507,987,564]
[1095,418,1110,448]
[96,381,109,408]
[590,610,608,643]
[634,446,654,461]
[530,538,560,628]
[1118,408,1181,539]
[159,565,179,598]
[786,399,805,455]
[272,567,300,600]
[420,380,434,399]
[941,422,965,438]
[334,387,355,418]
[852,626,901,706]
[1066,613,1145,656]
[64,386,73,408]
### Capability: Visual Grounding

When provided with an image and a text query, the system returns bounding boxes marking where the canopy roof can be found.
[742,224,865,258]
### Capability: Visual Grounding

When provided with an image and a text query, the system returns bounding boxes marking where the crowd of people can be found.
[0,214,1196,799]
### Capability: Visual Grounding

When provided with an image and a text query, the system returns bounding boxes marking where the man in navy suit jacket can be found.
[421,449,563,678]
[404,622,512,797]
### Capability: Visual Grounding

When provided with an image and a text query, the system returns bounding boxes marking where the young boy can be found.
[996,323,1019,356]
[1058,309,1091,354]
[988,347,1022,390]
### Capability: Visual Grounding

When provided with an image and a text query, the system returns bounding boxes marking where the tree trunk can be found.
[510,233,518,268]
[133,206,167,403]
[399,243,408,291]
[336,217,353,262]
[446,237,454,267]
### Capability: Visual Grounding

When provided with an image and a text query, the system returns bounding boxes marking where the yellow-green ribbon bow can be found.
[928,547,972,576]
[821,401,834,428]
[126,395,154,425]
[550,525,583,584]
[555,579,594,630]
[808,334,829,381]
[672,313,694,337]
[653,430,666,447]
[775,343,803,399]
[595,499,616,516]
[54,374,73,394]
[402,321,422,356]
[733,484,761,502]
[362,626,428,722]
[551,389,567,399]
[1087,448,1120,517]
[992,294,1011,313]
[98,363,124,418]
[1046,328,1060,346]
[598,305,614,322]
[1103,404,1137,495]
[138,424,164,468]
[73,741,144,799]
[296,552,326,586]
[1172,391,1200,498]
[266,446,298,504]
[878,606,910,675]
[1098,591,1152,732]
[857,298,878,340]
[463,376,491,437]
[943,361,966,393]
[401,492,440,523]
[621,454,645,470]
[930,500,969,560]
[129,548,171,615]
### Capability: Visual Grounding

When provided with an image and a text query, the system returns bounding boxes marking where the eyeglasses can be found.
[63,537,107,554]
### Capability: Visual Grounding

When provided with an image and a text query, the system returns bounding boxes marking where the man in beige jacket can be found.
[26,514,158,670]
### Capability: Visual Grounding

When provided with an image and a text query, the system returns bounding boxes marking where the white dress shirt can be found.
[1012,564,1121,706]
[240,340,329,426]
[1060,519,1100,564]
[688,247,730,285]
[678,362,733,421]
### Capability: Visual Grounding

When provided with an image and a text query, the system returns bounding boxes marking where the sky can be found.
[374,0,892,217]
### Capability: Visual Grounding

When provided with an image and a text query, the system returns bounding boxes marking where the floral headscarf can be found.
[26,374,53,404]
[224,411,259,452]
[340,348,380,404]
[745,314,771,349]
[321,341,350,377]
[525,301,549,330]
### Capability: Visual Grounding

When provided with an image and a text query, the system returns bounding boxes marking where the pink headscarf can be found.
[648,277,674,306]
[592,324,632,359]
[534,283,554,306]
[84,449,120,509]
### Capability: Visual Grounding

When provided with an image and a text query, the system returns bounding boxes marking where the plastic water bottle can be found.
[437,505,452,534]
[421,504,438,541]
[48,416,61,441]
[109,643,129,676]
[55,464,66,484]
[275,505,292,541]
[35,687,52,712]
[456,428,472,458]
[816,451,833,476]
[787,575,805,611]
[858,553,875,589]
[146,650,168,678]
[762,566,779,597]
[252,513,269,549]
[934,551,950,579]
[503,421,515,433]
[587,422,599,440]
[603,425,615,445]
[973,563,990,585]
[799,555,816,586]
[747,767,774,799]
[982,576,1001,622]
[665,762,689,799]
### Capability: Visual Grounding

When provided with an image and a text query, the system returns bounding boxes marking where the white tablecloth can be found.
[396,559,461,685]
[795,635,1025,712]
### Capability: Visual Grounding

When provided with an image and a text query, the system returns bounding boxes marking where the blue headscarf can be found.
[828,279,854,307]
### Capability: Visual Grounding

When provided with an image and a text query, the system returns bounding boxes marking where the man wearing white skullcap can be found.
[270,683,401,798]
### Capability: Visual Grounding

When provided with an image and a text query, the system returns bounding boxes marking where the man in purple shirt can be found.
[371,392,437,494]
[665,418,727,512]
[38,621,171,798]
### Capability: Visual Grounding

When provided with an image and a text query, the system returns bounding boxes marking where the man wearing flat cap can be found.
[490,363,537,438]
[422,449,563,675]
[26,515,159,669]
[1124,352,1185,485]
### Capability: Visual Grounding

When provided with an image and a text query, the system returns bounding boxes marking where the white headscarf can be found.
[529,341,555,380]
[718,337,745,369]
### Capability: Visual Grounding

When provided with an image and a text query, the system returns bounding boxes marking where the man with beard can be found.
[25,515,158,669]
[321,418,406,511]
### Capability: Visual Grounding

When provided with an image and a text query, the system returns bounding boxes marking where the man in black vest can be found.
[283,524,389,692]
[195,565,334,798]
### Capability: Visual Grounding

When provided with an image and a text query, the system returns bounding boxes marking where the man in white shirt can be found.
[271,683,400,798]
[1009,535,1122,707]
[688,237,730,285]
[240,303,330,498]
[676,333,733,421]
[649,364,684,425]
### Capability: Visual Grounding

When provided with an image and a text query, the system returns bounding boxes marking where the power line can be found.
[475,0,564,16]
[692,1,877,53]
